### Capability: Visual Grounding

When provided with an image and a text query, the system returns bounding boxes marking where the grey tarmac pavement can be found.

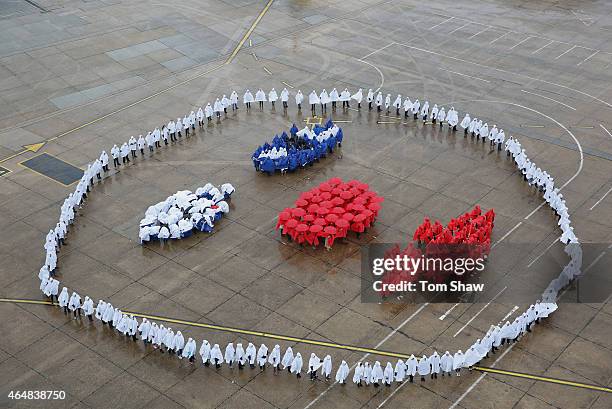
[1,1,611,408]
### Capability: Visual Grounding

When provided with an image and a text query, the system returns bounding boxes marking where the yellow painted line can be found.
[304,116,323,125]
[5,8,283,164]
[0,64,225,165]
[263,66,273,75]
[474,366,612,393]
[2,297,611,393]
[0,297,406,359]
[225,0,274,65]
[0,150,28,163]
[0,298,55,306]
[124,310,410,359]
[23,142,46,153]
[52,65,224,140]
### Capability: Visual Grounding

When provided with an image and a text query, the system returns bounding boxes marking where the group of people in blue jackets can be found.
[252,120,344,175]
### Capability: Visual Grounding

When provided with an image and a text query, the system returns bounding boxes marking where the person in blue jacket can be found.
[277,155,289,173]
[311,145,320,162]
[308,148,317,165]
[317,142,326,159]
[328,134,337,153]
[261,157,275,175]
[288,153,298,172]
[299,150,309,167]
[252,146,262,170]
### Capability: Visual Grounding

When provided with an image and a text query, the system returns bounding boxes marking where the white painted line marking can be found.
[440,303,460,320]
[521,89,576,111]
[281,81,294,89]
[590,186,612,210]
[555,45,577,60]
[600,124,612,139]
[491,222,522,249]
[361,42,395,59]
[525,203,548,220]
[358,58,384,92]
[429,16,454,30]
[448,345,515,409]
[449,23,470,35]
[531,40,555,54]
[453,287,507,337]
[445,98,584,221]
[251,52,258,61]
[376,377,409,408]
[521,112,583,218]
[582,247,609,274]
[468,26,490,39]
[433,96,584,221]
[500,306,519,323]
[392,42,612,108]
[527,236,561,268]
[489,32,510,44]
[577,50,598,66]
[558,251,606,299]
[439,68,491,83]
[263,66,272,75]
[584,252,606,273]
[304,304,429,408]
[381,335,513,409]
[509,36,532,49]
[571,10,595,27]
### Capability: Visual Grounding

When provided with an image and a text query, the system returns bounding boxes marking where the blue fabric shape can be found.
[261,157,275,173]
[288,154,298,171]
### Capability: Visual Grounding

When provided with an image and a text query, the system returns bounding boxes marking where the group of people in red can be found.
[413,205,495,250]
[377,243,423,298]
[275,177,384,249]
[377,205,496,297]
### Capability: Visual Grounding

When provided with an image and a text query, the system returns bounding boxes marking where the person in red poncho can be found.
[276,178,385,249]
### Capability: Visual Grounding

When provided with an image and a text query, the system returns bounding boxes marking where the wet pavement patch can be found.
[21,153,83,186]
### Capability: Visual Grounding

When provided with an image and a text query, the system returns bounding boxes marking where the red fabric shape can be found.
[275,178,384,249]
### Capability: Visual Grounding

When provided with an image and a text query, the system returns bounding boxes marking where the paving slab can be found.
[0,1,611,408]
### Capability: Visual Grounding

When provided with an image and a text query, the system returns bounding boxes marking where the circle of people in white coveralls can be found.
[37,84,581,388]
